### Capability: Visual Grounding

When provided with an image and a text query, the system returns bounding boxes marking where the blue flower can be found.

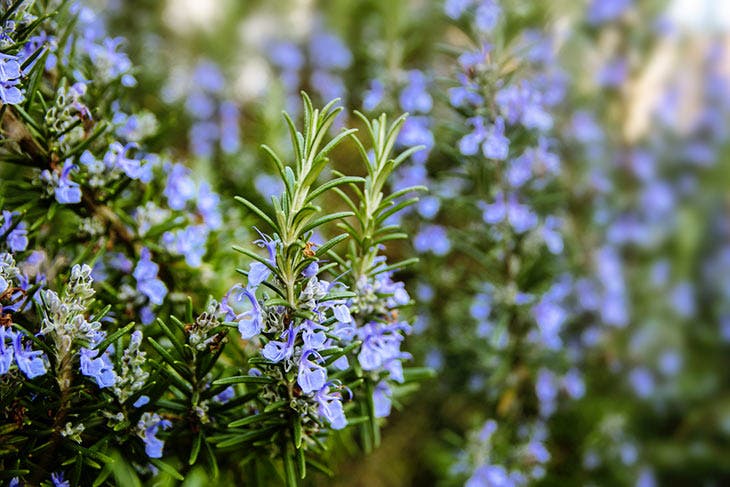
[362,79,384,111]
[302,261,319,278]
[0,54,23,104]
[449,74,484,107]
[297,350,326,394]
[55,161,82,204]
[192,60,225,93]
[164,163,196,210]
[478,193,538,233]
[445,0,473,19]
[262,326,297,362]
[309,32,352,70]
[254,174,285,200]
[222,285,263,339]
[532,294,566,351]
[357,321,407,371]
[562,369,585,399]
[219,101,240,154]
[51,472,70,487]
[301,320,327,350]
[373,381,392,418]
[459,117,488,156]
[1,211,28,252]
[134,248,168,306]
[541,216,563,254]
[535,368,558,417]
[311,70,346,102]
[315,384,347,430]
[80,347,117,388]
[269,41,305,71]
[137,412,172,458]
[133,395,150,408]
[247,262,270,291]
[596,57,628,88]
[414,225,451,256]
[162,225,209,268]
[13,332,47,379]
[396,117,433,163]
[0,327,15,374]
[586,0,632,25]
[87,37,134,83]
[466,464,511,487]
[104,142,151,182]
[628,367,655,399]
[399,70,432,114]
[481,117,509,160]
[213,386,235,404]
[475,0,501,33]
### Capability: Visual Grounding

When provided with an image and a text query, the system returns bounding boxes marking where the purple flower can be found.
[1,211,28,252]
[134,248,168,306]
[496,81,552,131]
[213,386,235,404]
[414,225,451,256]
[13,332,47,379]
[459,117,488,156]
[397,117,433,163]
[162,225,209,268]
[87,37,134,83]
[333,304,352,323]
[311,70,347,104]
[399,70,432,114]
[449,76,484,107]
[444,0,473,19]
[416,196,441,220]
[535,368,558,417]
[309,32,352,70]
[478,193,537,233]
[219,101,240,154]
[55,161,82,204]
[298,350,327,394]
[254,173,285,200]
[315,384,347,429]
[262,326,297,362]
[164,163,196,210]
[247,262,270,291]
[0,327,15,374]
[80,347,117,388]
[133,395,150,408]
[138,412,172,458]
[373,381,393,418]
[270,42,304,71]
[542,216,564,254]
[482,117,509,160]
[193,60,225,94]
[563,369,585,399]
[357,321,409,372]
[629,367,654,399]
[104,142,151,182]
[475,0,501,32]
[587,0,632,25]
[363,79,384,111]
[466,465,510,487]
[532,296,566,350]
[302,261,319,278]
[222,285,263,339]
[597,57,628,89]
[0,54,23,104]
[51,472,70,487]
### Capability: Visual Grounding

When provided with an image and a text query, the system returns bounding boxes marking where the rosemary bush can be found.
[3,0,730,485]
